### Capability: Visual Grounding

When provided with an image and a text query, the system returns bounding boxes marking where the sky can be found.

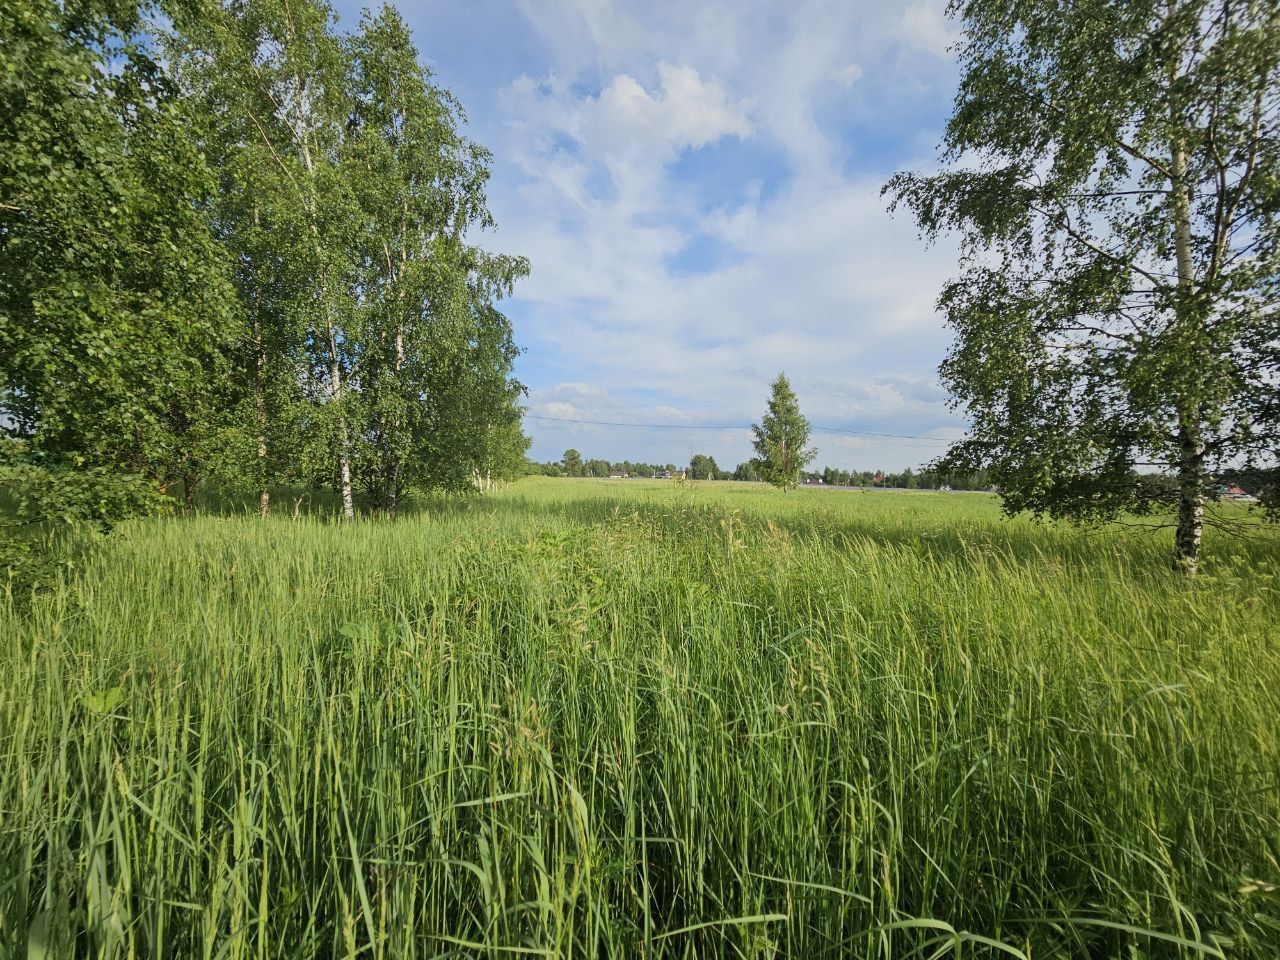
[333,0,969,471]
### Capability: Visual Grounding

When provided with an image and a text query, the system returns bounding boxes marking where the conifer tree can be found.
[751,373,816,491]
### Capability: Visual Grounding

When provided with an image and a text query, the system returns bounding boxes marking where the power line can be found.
[527,414,702,431]
[812,425,954,443]
[524,414,956,444]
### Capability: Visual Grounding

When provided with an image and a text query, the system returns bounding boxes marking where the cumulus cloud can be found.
[504,60,751,222]
[834,63,864,87]
[593,63,752,153]
[380,0,972,468]
[901,3,959,59]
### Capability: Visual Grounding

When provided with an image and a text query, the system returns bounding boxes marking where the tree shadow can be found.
[475,485,1280,577]
[197,480,1280,578]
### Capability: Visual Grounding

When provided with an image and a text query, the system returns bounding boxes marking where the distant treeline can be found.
[527,450,1280,498]
[526,449,996,490]
[800,466,994,490]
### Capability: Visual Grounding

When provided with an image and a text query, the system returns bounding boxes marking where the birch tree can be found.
[174,0,362,518]
[171,1,527,517]
[1,0,237,509]
[181,85,313,516]
[343,7,526,514]
[887,0,1280,575]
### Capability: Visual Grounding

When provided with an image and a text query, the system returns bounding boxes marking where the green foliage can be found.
[475,416,534,487]
[342,8,528,508]
[1,460,166,529]
[885,0,1280,571]
[751,372,817,490]
[2,479,1277,956]
[688,453,719,480]
[529,457,692,479]
[561,448,584,477]
[165,0,528,516]
[0,437,163,596]
[3,0,529,520]
[0,0,240,494]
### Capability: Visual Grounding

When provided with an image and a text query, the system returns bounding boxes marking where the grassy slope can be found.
[2,478,1278,958]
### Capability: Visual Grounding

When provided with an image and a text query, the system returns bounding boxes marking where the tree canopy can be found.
[1,0,239,508]
[688,453,720,480]
[2,0,529,520]
[887,0,1280,573]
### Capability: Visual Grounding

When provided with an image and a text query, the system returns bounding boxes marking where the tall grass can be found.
[2,479,1278,957]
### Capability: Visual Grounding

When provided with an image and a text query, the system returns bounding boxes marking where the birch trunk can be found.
[252,208,270,518]
[1173,420,1205,574]
[1169,128,1203,574]
[255,333,270,518]
[296,108,354,521]
[386,328,405,519]
[257,447,270,516]
[322,288,354,520]
[329,342,355,521]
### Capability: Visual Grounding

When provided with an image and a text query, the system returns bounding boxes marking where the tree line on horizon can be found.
[526,451,997,491]
[527,376,996,490]
[1,0,530,524]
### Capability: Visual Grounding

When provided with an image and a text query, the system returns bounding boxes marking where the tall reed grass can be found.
[2,479,1278,957]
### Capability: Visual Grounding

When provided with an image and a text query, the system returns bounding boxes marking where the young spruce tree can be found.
[751,373,816,491]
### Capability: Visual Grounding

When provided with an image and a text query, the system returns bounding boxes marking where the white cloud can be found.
[593,63,752,153]
[480,0,969,468]
[901,3,959,59]
[504,61,750,221]
[542,401,580,418]
[835,63,864,87]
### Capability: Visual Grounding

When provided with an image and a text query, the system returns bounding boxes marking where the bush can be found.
[1,441,169,530]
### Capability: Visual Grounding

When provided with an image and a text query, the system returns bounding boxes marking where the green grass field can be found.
[3,478,1279,958]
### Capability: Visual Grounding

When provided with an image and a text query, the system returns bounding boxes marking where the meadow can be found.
[2,477,1278,958]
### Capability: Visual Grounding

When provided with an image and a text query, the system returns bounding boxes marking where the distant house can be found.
[608,471,629,479]
[1221,484,1259,503]
[654,470,671,479]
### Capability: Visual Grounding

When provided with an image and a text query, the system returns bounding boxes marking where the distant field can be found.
[3,477,1278,958]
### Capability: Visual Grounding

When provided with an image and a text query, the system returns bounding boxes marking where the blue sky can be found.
[334,0,968,470]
